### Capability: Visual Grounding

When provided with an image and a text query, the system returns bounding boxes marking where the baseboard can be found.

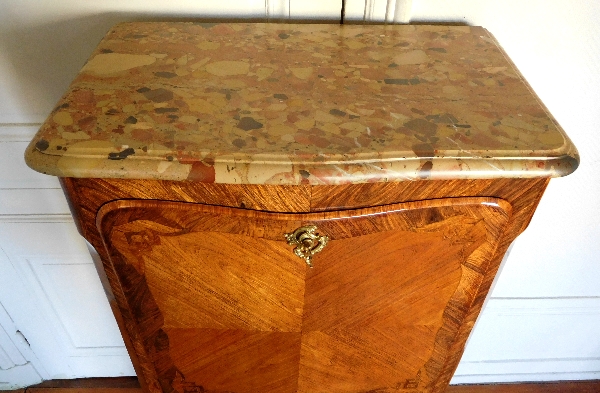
[448,380,600,392]
[8,378,600,393]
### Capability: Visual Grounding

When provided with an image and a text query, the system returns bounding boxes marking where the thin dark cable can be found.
[340,0,346,24]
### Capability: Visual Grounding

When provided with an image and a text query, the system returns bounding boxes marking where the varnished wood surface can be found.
[310,178,546,214]
[19,378,600,393]
[63,178,312,213]
[96,197,510,393]
[60,177,549,393]
[62,177,548,215]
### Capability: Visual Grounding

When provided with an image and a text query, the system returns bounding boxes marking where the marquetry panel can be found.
[97,196,511,393]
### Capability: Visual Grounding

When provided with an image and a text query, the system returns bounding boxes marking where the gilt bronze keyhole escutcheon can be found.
[284,225,329,267]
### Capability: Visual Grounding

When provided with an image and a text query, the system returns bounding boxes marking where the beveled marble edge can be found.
[26,146,579,184]
[24,22,580,184]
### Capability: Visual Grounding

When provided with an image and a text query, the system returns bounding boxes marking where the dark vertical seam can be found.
[340,0,346,24]
[384,0,392,24]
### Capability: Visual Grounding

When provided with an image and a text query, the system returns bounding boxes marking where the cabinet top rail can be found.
[25,22,578,184]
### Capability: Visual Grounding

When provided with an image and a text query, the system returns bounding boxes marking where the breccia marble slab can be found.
[25,22,579,185]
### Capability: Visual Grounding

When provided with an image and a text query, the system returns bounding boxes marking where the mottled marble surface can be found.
[25,22,578,184]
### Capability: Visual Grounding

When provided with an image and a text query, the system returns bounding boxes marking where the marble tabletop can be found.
[25,22,579,184]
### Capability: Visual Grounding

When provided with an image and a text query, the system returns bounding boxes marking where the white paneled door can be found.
[0,219,136,389]
[0,125,136,387]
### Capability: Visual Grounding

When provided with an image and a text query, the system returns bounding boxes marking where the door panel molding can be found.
[96,197,512,393]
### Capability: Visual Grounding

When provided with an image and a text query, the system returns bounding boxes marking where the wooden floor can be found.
[7,377,600,393]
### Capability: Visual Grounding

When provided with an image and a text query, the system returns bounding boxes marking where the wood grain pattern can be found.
[94,197,511,393]
[310,179,547,230]
[60,177,549,393]
[64,178,312,214]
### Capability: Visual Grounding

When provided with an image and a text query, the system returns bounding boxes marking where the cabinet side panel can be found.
[429,181,549,391]
[61,178,158,393]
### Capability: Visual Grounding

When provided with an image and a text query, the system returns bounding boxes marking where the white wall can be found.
[1,0,599,388]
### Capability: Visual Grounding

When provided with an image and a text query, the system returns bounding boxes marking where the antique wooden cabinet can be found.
[26,23,578,393]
